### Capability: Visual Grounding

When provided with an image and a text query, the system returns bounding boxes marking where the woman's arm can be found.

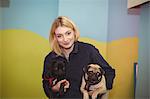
[42,55,54,98]
[89,45,116,90]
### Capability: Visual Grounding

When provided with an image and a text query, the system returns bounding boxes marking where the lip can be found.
[63,42,70,45]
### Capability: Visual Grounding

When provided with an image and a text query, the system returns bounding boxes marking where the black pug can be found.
[46,57,67,97]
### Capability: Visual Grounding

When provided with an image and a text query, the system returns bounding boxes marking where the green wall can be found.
[1,29,50,98]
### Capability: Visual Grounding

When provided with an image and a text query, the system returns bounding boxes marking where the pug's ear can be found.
[83,65,91,73]
[83,66,87,73]
[100,68,105,75]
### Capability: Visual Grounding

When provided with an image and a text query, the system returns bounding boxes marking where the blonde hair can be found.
[49,16,80,56]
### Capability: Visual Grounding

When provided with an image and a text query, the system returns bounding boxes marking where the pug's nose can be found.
[91,75,97,80]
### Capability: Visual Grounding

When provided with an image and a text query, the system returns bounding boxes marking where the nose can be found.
[90,74,98,80]
[63,36,68,42]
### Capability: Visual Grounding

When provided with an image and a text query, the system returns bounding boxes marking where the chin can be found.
[62,45,72,49]
[61,44,73,49]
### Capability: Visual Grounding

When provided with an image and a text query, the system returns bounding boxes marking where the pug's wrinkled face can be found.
[85,64,104,85]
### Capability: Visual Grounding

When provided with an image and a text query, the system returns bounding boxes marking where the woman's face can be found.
[55,26,75,49]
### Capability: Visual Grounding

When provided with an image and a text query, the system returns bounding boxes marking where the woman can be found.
[42,16,115,98]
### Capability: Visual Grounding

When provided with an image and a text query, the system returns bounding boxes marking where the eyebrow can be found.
[56,30,72,35]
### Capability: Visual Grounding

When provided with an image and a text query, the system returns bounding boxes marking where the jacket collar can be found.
[71,41,79,54]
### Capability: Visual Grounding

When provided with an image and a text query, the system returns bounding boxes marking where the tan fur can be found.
[80,64,108,99]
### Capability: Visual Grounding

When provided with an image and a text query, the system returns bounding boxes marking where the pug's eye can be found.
[54,67,58,71]
[62,67,65,70]
[96,72,101,76]
[88,71,93,75]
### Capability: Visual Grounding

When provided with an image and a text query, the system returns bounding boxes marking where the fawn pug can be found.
[80,64,108,99]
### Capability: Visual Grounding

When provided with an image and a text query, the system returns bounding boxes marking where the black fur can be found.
[47,57,67,97]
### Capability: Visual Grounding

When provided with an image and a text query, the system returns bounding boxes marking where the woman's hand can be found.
[52,79,70,92]
[63,80,70,92]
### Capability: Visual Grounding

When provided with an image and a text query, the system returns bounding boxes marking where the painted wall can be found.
[107,0,139,42]
[1,0,59,39]
[1,0,58,98]
[0,6,2,98]
[136,3,150,99]
[0,0,139,99]
[1,29,50,98]
[59,0,108,42]
[107,0,139,98]
[0,27,1,98]
[58,0,108,58]
[107,38,138,99]
[0,7,3,29]
[149,6,150,97]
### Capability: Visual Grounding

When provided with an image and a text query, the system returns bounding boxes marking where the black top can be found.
[42,41,115,98]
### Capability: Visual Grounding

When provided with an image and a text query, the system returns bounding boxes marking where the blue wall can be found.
[0,8,2,29]
[59,0,108,42]
[136,3,150,99]
[0,0,140,42]
[1,0,58,38]
[108,0,139,42]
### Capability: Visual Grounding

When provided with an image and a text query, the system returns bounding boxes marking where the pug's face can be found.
[84,64,104,85]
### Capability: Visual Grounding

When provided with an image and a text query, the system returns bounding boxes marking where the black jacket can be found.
[42,41,115,98]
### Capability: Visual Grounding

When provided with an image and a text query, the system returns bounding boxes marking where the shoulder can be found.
[44,51,66,63]
[44,51,57,62]
[77,41,98,51]
[77,41,96,49]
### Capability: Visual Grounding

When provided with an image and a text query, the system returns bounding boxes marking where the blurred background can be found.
[0,0,149,99]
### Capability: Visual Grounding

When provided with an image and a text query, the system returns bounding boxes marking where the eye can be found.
[54,67,58,70]
[56,34,62,38]
[66,31,71,35]
[96,72,101,76]
[88,71,93,75]
[63,67,65,70]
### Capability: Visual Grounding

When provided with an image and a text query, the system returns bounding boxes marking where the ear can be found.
[100,68,105,75]
[83,65,90,73]
[83,66,87,73]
